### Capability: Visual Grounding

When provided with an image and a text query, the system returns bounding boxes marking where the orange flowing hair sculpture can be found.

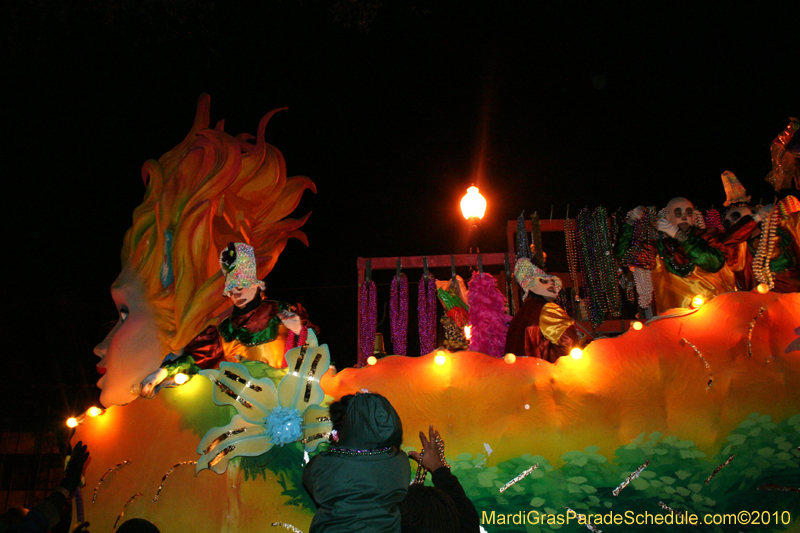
[120,93,315,354]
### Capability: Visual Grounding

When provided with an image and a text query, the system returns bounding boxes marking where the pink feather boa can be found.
[467,271,511,357]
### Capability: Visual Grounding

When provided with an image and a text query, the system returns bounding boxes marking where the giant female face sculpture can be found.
[94,95,315,407]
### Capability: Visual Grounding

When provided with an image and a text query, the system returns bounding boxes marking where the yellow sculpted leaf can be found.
[279,345,330,413]
[302,404,334,453]
[196,414,272,475]
[200,362,278,423]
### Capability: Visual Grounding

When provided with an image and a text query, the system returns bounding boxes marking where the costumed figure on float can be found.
[616,197,734,312]
[503,258,578,362]
[140,242,318,397]
[718,171,800,293]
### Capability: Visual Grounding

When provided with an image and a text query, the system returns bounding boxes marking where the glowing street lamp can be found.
[460,186,487,220]
[460,186,487,253]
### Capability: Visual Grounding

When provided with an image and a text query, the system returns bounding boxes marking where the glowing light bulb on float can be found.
[367,356,378,366]
[434,351,447,365]
[631,321,643,331]
[174,372,189,385]
[504,353,516,364]
[570,348,583,360]
[690,295,705,309]
[87,406,103,417]
[756,283,769,294]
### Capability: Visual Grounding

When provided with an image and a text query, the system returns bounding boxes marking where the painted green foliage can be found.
[420,413,800,533]
[216,407,800,532]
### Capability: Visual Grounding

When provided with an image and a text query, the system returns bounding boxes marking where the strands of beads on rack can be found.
[418,274,437,355]
[622,206,657,308]
[593,206,622,318]
[389,273,408,355]
[577,208,607,326]
[359,279,377,364]
[516,211,531,259]
[564,218,582,296]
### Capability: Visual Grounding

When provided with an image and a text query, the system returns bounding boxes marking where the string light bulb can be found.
[66,417,79,428]
[570,348,583,360]
[504,353,516,364]
[631,321,643,331]
[756,283,769,294]
[366,355,377,366]
[691,295,705,309]
[87,407,103,417]
[434,351,446,365]
[174,372,189,385]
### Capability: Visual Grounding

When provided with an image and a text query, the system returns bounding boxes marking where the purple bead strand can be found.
[390,274,409,355]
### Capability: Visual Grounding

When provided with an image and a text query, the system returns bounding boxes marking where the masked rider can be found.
[504,258,578,362]
[140,242,316,397]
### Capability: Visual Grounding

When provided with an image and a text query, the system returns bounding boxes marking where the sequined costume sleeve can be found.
[684,228,727,272]
[721,216,758,248]
[614,223,634,259]
[161,325,224,378]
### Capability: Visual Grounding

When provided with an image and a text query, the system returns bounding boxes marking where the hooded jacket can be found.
[303,393,409,532]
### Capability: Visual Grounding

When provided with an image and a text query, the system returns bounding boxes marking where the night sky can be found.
[2,2,798,427]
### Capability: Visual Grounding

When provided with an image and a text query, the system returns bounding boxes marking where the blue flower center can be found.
[264,406,303,446]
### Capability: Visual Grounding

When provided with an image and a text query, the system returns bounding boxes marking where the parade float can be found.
[73,98,800,532]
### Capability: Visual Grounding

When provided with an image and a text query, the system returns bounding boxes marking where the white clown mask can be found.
[725,205,753,228]
[665,197,696,232]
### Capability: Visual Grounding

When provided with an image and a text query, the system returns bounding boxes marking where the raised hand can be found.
[408,425,445,473]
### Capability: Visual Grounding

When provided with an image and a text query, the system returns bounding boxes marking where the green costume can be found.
[303,393,409,533]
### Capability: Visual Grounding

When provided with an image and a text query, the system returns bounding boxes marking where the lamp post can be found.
[461,186,486,253]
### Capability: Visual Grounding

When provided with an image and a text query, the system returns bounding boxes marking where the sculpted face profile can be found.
[94,95,315,407]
